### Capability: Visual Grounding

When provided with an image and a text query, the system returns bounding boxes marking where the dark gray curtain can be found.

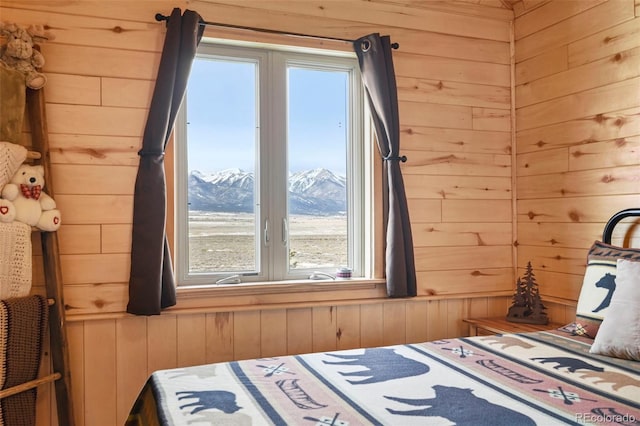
[354,34,417,297]
[127,8,203,315]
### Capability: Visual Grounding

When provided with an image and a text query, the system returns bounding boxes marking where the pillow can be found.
[589,259,640,360]
[574,241,640,339]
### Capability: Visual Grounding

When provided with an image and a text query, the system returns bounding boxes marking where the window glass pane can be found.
[186,57,258,274]
[287,66,349,271]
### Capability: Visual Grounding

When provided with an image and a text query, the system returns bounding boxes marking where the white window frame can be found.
[175,40,368,286]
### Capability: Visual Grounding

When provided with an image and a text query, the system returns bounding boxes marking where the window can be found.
[175,41,367,285]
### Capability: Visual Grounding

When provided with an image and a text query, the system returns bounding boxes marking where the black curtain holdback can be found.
[383,155,407,162]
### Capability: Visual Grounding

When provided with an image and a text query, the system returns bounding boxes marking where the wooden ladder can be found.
[0,88,75,426]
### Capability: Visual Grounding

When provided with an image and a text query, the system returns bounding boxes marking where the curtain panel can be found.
[127,8,203,315]
[354,34,417,297]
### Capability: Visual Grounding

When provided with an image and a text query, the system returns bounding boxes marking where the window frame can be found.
[173,39,371,287]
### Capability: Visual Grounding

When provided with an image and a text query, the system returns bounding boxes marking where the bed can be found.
[127,209,640,426]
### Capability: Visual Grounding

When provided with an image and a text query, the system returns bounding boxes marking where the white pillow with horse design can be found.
[574,241,640,339]
[589,259,640,361]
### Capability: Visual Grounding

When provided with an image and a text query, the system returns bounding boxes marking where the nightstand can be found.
[463,317,563,336]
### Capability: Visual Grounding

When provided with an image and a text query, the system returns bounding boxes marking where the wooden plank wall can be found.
[513,0,640,303]
[0,0,609,425]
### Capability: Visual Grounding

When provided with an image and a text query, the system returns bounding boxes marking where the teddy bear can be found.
[1,164,61,231]
[0,22,52,89]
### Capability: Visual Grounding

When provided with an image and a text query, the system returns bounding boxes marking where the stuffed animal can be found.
[0,22,52,89]
[1,164,61,231]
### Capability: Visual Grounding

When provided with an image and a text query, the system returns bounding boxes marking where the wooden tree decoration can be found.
[507,261,549,324]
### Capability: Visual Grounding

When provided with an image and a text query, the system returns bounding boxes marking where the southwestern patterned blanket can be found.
[128,329,639,425]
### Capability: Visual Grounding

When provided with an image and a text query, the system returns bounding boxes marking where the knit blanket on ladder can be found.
[0,222,32,300]
[0,296,48,426]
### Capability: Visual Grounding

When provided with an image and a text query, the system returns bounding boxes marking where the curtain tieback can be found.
[383,154,407,162]
[138,149,165,157]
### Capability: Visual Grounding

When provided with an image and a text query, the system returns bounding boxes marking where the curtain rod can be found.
[154,13,399,49]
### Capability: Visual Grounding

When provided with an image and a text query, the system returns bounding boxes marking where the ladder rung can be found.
[0,372,61,399]
[27,150,42,160]
[31,227,56,233]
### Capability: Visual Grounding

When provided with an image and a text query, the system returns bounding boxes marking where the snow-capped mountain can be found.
[188,168,346,215]
[188,169,255,212]
[289,168,346,198]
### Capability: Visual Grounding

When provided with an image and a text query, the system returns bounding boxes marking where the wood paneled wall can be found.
[2,0,633,425]
[513,0,640,303]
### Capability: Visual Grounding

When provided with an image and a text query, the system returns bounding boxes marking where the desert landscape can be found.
[188,211,347,273]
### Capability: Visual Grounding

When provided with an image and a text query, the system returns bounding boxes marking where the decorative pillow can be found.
[574,241,640,339]
[589,259,640,360]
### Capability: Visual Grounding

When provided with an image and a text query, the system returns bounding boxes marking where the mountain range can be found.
[188,168,346,215]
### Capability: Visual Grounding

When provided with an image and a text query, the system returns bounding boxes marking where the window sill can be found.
[170,278,388,313]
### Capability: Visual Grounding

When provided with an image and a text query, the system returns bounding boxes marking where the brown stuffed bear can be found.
[0,22,52,89]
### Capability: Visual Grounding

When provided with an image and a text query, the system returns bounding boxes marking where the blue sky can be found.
[186,57,348,175]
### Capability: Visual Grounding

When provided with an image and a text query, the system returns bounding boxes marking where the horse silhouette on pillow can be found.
[592,273,616,313]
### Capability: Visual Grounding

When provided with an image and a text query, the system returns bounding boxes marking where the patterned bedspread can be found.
[127,330,639,425]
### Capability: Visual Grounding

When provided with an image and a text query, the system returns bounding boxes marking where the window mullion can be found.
[257,50,271,282]
[267,52,289,281]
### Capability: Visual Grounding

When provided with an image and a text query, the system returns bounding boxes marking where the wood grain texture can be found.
[401,126,511,157]
[287,308,313,355]
[395,52,510,86]
[515,46,567,85]
[568,17,640,67]
[66,322,84,426]
[115,317,147,425]
[412,222,511,247]
[336,305,361,350]
[397,76,510,109]
[514,0,606,40]
[49,134,140,167]
[405,301,428,343]
[516,107,640,154]
[516,77,640,131]
[516,165,640,199]
[233,311,261,360]
[516,46,640,108]
[403,150,511,177]
[383,303,407,345]
[515,0,635,62]
[312,306,338,353]
[83,320,117,426]
[177,314,207,367]
[204,0,511,41]
[417,268,513,296]
[147,316,177,374]
[441,199,512,222]
[517,195,640,223]
[205,312,234,363]
[515,0,640,306]
[568,136,640,171]
[405,174,512,199]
